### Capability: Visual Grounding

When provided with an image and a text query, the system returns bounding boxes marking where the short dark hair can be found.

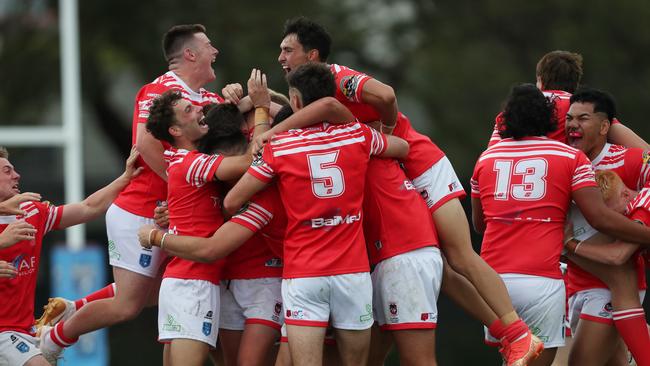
[570,88,617,121]
[536,51,583,93]
[146,90,183,144]
[287,62,335,107]
[273,105,294,127]
[500,83,557,139]
[0,147,8,159]
[162,24,206,62]
[198,103,247,155]
[282,17,331,62]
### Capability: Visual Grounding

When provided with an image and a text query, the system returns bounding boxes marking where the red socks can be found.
[613,308,650,366]
[74,283,116,310]
[488,319,506,340]
[501,319,529,343]
[50,322,78,348]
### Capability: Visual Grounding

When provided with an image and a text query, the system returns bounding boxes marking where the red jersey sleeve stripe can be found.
[369,128,387,156]
[230,215,262,232]
[248,165,274,183]
[470,178,479,195]
[44,205,63,233]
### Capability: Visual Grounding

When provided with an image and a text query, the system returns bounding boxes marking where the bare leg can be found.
[569,319,620,366]
[62,267,158,338]
[334,328,371,366]
[392,329,437,366]
[168,339,210,366]
[237,324,280,366]
[367,324,393,366]
[441,256,499,326]
[209,346,225,366]
[24,355,52,366]
[286,325,326,366]
[219,329,242,366]
[433,199,517,322]
[532,349,558,366]
[550,335,572,366]
[275,342,292,366]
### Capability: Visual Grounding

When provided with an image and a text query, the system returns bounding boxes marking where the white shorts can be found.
[282,272,373,330]
[106,204,168,277]
[372,247,443,330]
[0,331,41,366]
[219,277,283,331]
[158,278,220,346]
[412,156,465,212]
[485,274,565,348]
[568,288,646,333]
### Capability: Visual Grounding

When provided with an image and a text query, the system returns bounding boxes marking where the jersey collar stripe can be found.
[271,124,362,145]
[272,130,365,151]
[273,137,366,158]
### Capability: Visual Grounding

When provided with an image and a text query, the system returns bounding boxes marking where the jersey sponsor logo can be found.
[643,151,650,165]
[252,151,265,167]
[202,321,212,336]
[420,312,436,321]
[286,309,308,320]
[448,181,460,192]
[205,311,213,320]
[265,258,283,267]
[139,252,152,268]
[10,335,17,343]
[162,315,181,332]
[16,341,29,354]
[359,304,373,323]
[12,254,36,277]
[311,211,361,228]
[403,180,416,191]
[340,75,362,101]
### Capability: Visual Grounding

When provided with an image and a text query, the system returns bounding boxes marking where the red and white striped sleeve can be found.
[247,146,275,184]
[628,186,650,226]
[368,126,387,156]
[185,152,223,187]
[230,193,275,233]
[43,202,64,233]
[572,152,598,190]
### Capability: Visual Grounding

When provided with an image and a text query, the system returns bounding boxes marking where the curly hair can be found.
[146,90,183,144]
[499,84,557,139]
[198,103,247,155]
[536,50,583,93]
[595,170,624,203]
[282,17,331,62]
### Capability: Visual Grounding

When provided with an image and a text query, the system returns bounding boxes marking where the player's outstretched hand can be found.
[124,146,144,180]
[0,260,17,279]
[0,220,36,249]
[154,202,169,229]
[222,83,244,105]
[138,224,157,249]
[0,192,42,216]
[247,69,270,109]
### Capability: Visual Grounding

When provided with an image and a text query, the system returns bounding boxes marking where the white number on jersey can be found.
[307,151,345,198]
[493,158,548,201]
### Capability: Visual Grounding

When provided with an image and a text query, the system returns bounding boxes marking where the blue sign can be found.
[51,245,108,366]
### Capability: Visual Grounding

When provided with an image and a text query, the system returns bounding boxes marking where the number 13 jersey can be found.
[248,121,387,279]
[471,137,597,278]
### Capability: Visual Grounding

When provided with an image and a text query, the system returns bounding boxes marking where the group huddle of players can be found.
[2,15,650,366]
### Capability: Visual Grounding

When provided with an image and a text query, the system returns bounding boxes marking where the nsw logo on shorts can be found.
[202,322,212,336]
[139,253,152,268]
[16,341,30,353]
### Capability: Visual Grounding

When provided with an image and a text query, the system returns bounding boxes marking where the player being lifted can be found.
[471,84,650,366]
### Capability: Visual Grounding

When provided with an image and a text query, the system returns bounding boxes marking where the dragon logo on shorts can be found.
[16,342,29,354]
[274,302,282,316]
[139,253,152,268]
[599,302,614,317]
[389,303,398,316]
[202,322,212,336]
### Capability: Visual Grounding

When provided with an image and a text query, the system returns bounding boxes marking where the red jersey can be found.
[226,185,287,279]
[567,143,650,295]
[489,90,622,146]
[114,71,223,218]
[471,137,597,279]
[248,122,387,278]
[163,148,225,285]
[0,201,63,335]
[330,64,446,179]
[363,158,438,266]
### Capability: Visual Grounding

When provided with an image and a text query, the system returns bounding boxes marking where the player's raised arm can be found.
[58,147,143,229]
[360,78,398,134]
[608,122,650,150]
[223,171,269,216]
